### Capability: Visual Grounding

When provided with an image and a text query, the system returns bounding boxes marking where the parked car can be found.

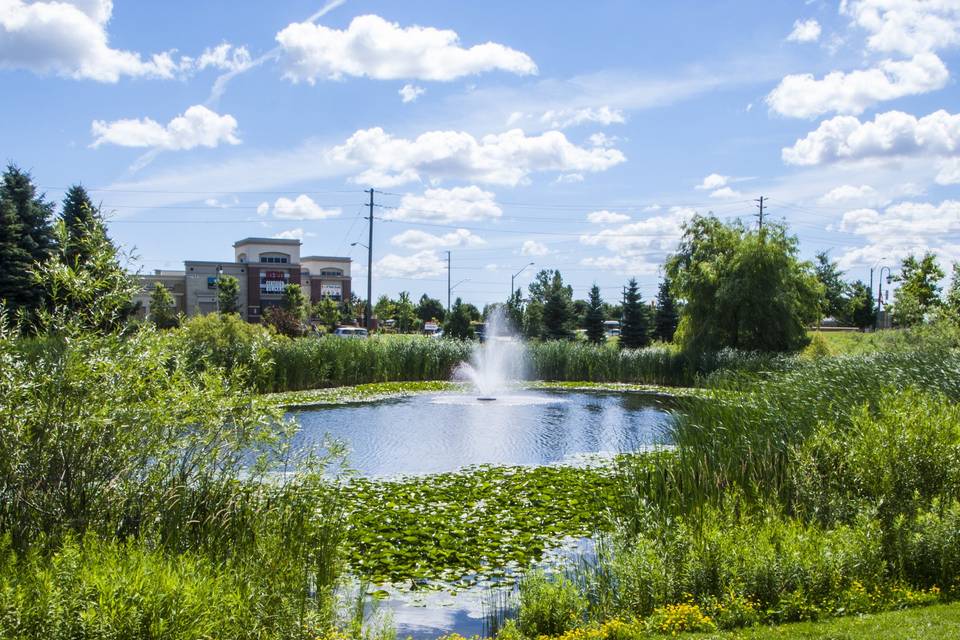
[333,326,369,338]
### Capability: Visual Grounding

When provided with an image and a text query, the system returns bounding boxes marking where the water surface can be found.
[291,389,673,477]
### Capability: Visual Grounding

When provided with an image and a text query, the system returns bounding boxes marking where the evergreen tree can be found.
[443,297,475,339]
[0,198,33,316]
[584,284,605,344]
[217,274,241,314]
[506,288,524,331]
[281,283,308,320]
[0,165,56,316]
[60,185,100,266]
[394,291,418,332]
[891,252,944,327]
[148,282,179,329]
[847,280,875,331]
[653,276,679,342]
[620,278,651,349]
[541,271,575,340]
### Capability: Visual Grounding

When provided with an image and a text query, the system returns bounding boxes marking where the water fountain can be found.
[452,308,525,401]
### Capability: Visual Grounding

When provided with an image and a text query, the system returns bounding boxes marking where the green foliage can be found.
[814,252,848,321]
[542,271,576,340]
[667,216,822,353]
[585,284,606,345]
[620,278,651,350]
[518,573,587,637]
[313,295,341,331]
[281,282,308,320]
[416,293,446,324]
[59,185,100,267]
[946,262,960,321]
[444,297,475,340]
[891,252,944,327]
[393,291,419,332]
[847,280,876,330]
[148,282,179,329]
[652,277,678,343]
[216,273,241,314]
[0,165,55,318]
[171,312,279,389]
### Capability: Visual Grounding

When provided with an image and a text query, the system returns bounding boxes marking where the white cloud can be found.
[819,184,879,203]
[709,186,744,199]
[329,127,625,187]
[272,194,341,219]
[385,186,502,224]
[256,201,270,216]
[520,240,550,256]
[696,173,729,190]
[787,19,822,43]
[588,132,620,148]
[555,173,585,184]
[539,106,625,129]
[399,83,425,103]
[90,105,240,150]
[936,158,960,185]
[390,228,485,250]
[0,0,182,82]
[204,196,238,208]
[276,14,537,83]
[782,108,960,166]
[841,0,960,56]
[766,53,948,118]
[375,250,447,278]
[580,255,628,270]
[587,210,630,224]
[580,207,695,264]
[196,43,253,72]
[273,228,315,240]
[836,199,960,268]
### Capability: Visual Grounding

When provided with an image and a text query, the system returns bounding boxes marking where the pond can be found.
[290,389,675,477]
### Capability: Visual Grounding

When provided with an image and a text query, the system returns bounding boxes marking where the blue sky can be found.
[3,0,960,304]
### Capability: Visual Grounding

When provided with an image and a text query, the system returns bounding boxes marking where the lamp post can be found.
[511,262,535,300]
[215,264,223,314]
[877,265,892,329]
[450,278,469,296]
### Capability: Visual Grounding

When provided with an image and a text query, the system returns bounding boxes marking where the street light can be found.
[511,262,535,300]
[215,264,223,314]
[450,278,470,293]
[877,265,893,329]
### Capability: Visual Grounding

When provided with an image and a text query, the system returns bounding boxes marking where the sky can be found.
[2,0,960,305]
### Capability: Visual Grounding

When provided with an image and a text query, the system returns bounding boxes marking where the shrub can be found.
[518,572,587,637]
[170,313,280,390]
[644,602,716,634]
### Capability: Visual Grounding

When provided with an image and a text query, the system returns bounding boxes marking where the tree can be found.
[148,282,179,329]
[584,284,605,344]
[416,294,445,324]
[541,271,575,340]
[281,283,308,320]
[666,215,822,353]
[506,288,525,331]
[0,165,55,317]
[60,185,100,266]
[217,274,241,314]
[946,262,960,322]
[620,278,651,349]
[394,291,418,332]
[847,280,875,331]
[814,251,849,321]
[313,295,340,331]
[653,276,679,342]
[263,306,306,337]
[373,294,395,327]
[443,297,475,339]
[891,252,944,327]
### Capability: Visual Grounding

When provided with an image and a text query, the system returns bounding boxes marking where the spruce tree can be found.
[0,165,55,315]
[60,185,100,266]
[584,284,605,344]
[542,271,575,340]
[653,277,679,342]
[0,199,33,315]
[619,278,651,349]
[443,298,475,339]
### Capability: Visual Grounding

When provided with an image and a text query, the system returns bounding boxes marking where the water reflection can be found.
[291,390,673,477]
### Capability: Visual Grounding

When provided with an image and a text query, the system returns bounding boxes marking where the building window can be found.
[259,256,289,264]
[319,269,343,276]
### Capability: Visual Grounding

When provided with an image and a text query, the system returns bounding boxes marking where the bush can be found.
[518,572,587,637]
[170,313,280,390]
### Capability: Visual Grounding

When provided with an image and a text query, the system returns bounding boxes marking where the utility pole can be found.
[366,188,374,330]
[446,250,452,312]
[754,196,766,233]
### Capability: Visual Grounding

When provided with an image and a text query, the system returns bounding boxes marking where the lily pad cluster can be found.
[342,464,618,587]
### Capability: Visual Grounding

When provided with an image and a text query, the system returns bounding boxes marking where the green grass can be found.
[684,601,960,639]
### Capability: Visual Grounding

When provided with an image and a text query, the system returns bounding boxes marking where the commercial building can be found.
[135,237,351,322]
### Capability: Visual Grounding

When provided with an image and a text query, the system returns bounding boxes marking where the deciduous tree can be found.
[891,252,943,327]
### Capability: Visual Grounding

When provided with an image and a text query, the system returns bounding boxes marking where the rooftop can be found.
[233,237,302,247]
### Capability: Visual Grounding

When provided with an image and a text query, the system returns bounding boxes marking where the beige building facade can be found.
[136,237,351,322]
